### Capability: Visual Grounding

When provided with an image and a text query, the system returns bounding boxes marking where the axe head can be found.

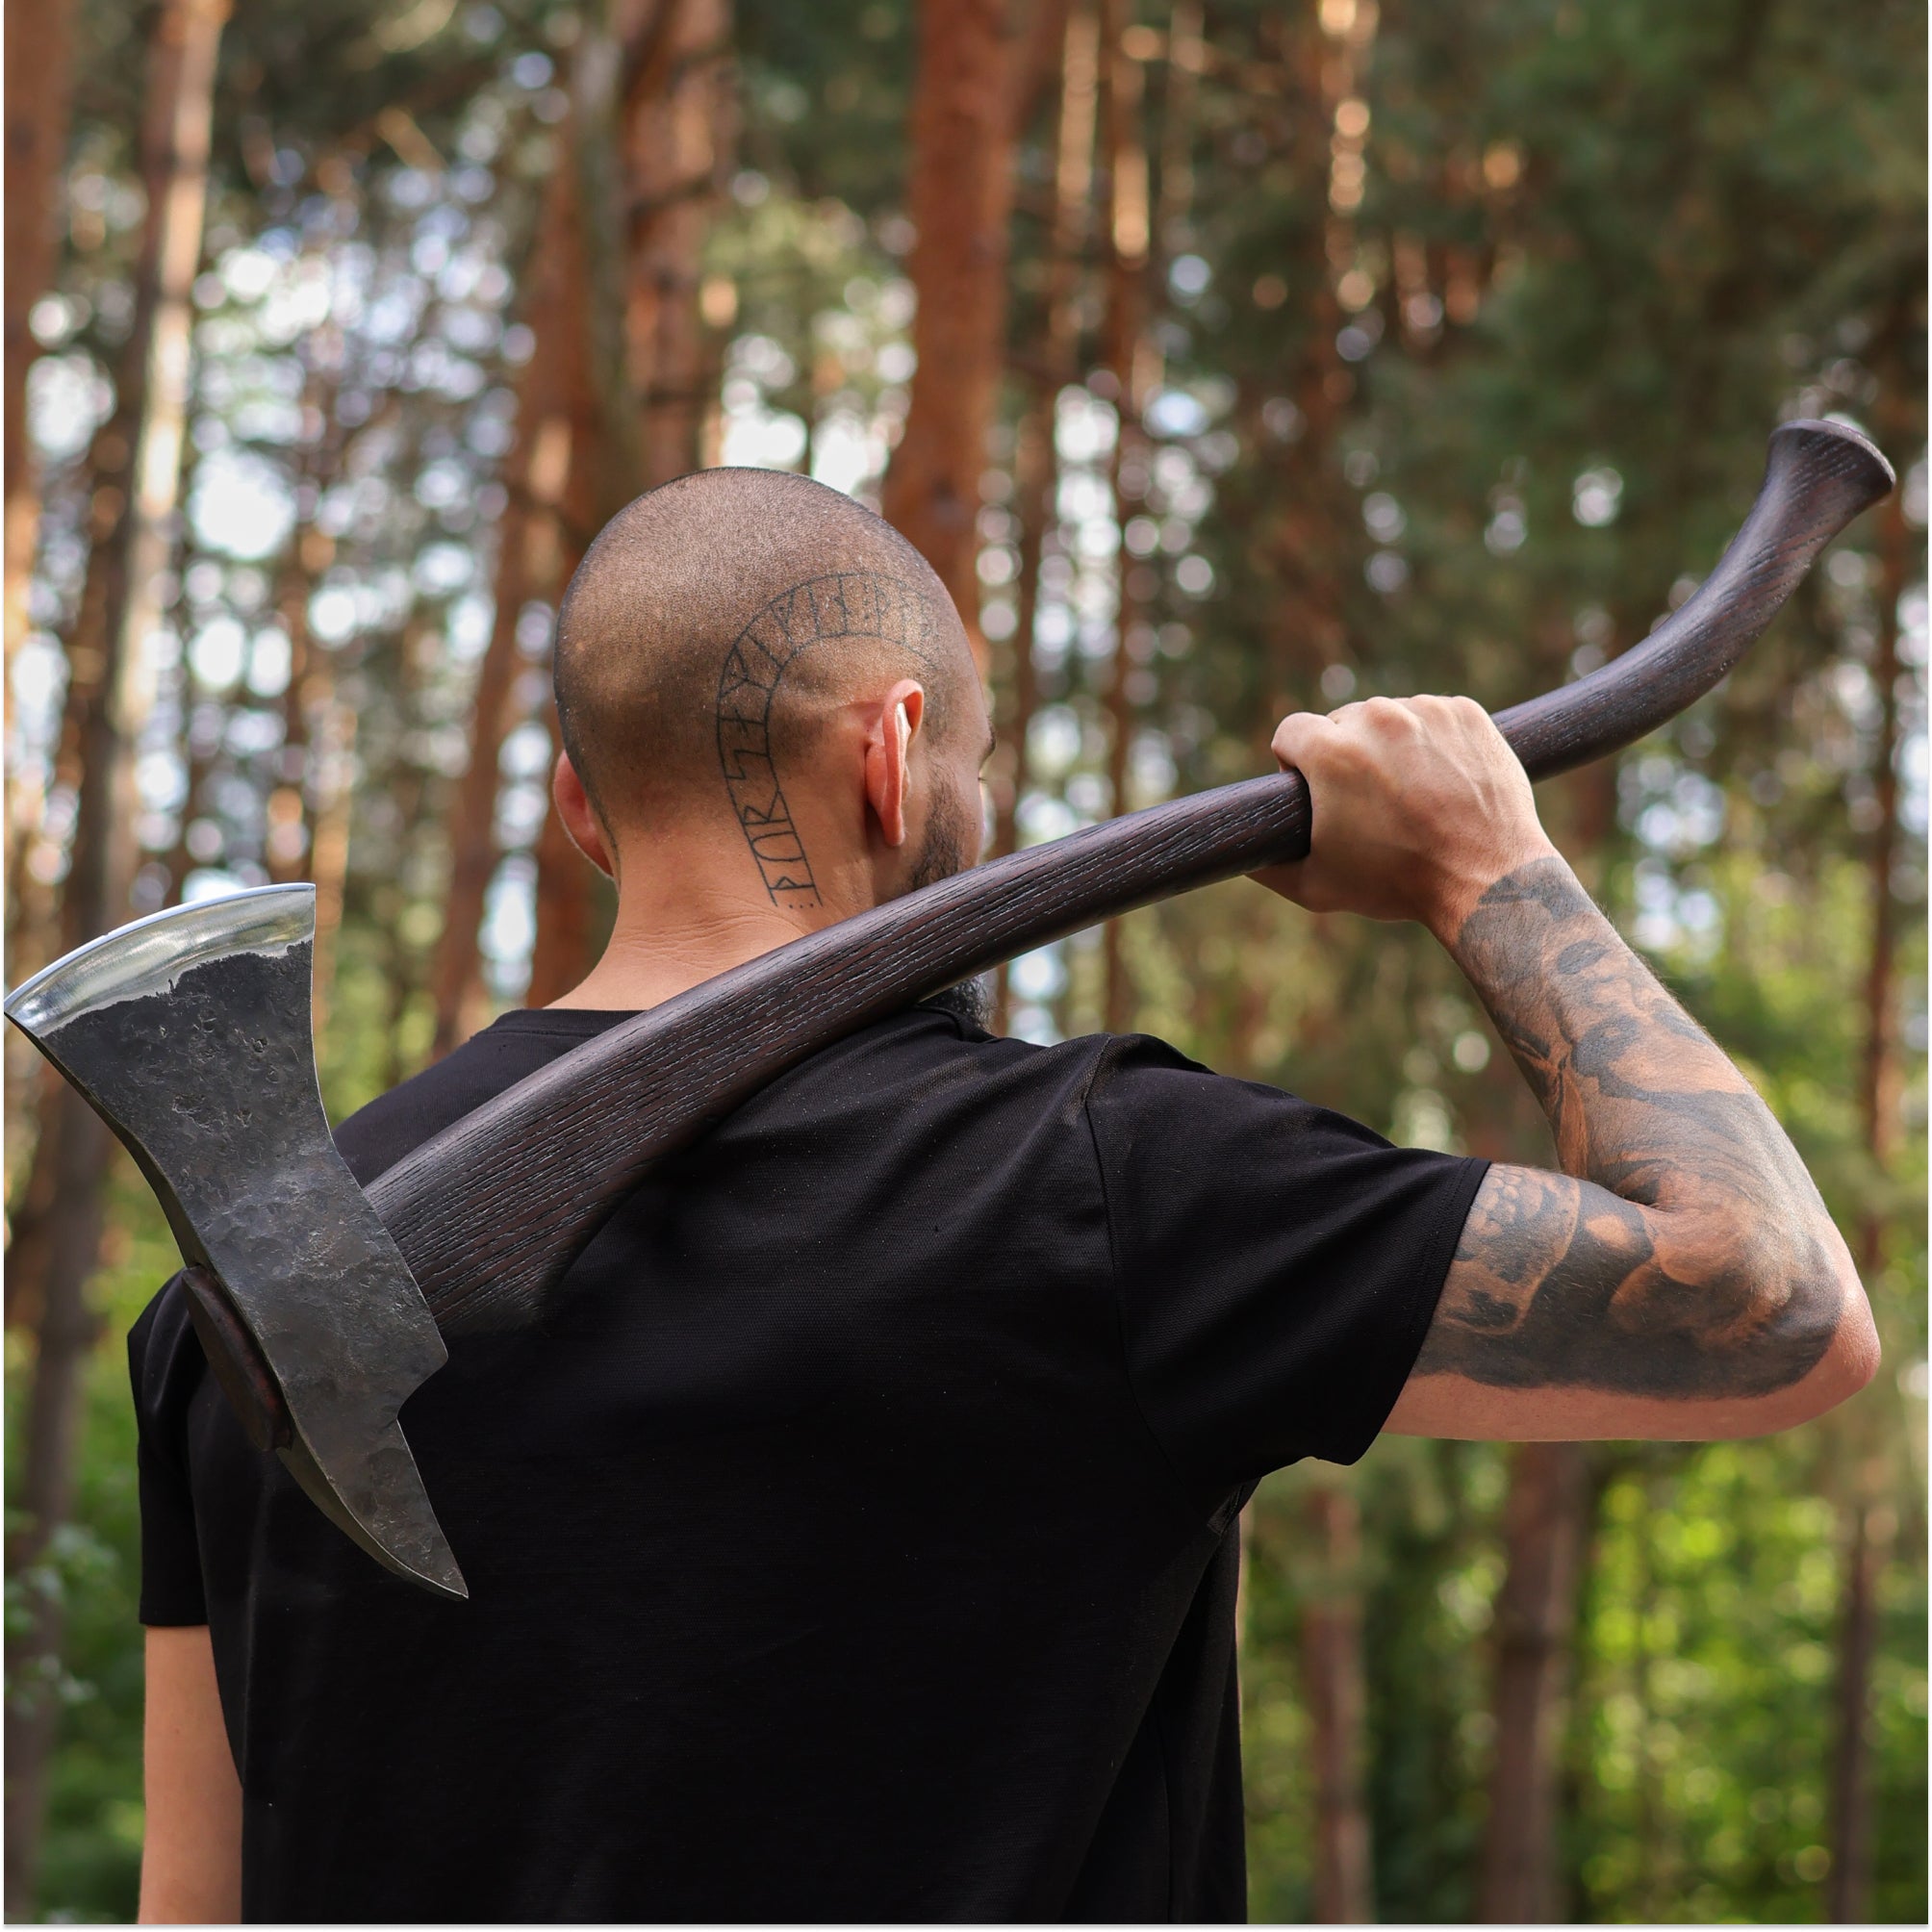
[7,885,466,1599]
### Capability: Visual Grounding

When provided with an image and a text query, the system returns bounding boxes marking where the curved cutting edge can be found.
[281,1423,470,1600]
[5,883,317,1035]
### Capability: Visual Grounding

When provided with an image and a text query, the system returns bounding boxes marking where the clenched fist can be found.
[1251,695,1559,940]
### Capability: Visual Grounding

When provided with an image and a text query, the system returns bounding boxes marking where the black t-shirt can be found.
[131,1001,1486,1923]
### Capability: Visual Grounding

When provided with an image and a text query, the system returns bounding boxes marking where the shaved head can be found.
[555,469,979,906]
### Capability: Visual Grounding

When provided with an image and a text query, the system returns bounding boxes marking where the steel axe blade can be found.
[5,886,466,1599]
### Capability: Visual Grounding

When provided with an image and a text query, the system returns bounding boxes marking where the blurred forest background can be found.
[2,0,1925,1920]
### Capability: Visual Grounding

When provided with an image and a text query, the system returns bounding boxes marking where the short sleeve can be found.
[1084,1035,1487,1504]
[128,1283,211,1626]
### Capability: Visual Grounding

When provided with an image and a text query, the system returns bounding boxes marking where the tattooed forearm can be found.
[1413,858,1845,1399]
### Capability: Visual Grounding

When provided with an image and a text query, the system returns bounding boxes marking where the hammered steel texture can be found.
[5,893,465,1598]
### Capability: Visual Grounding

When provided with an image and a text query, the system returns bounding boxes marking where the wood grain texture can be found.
[371,419,1893,1334]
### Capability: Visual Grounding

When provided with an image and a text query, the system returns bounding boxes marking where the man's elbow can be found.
[1805,1264,1881,1414]
[1737,1239,1880,1432]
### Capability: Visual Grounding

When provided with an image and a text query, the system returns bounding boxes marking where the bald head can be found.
[556,468,978,857]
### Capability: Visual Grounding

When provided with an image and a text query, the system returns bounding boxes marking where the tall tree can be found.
[997,0,1096,860]
[1302,1480,1377,1923]
[3,0,75,680]
[1826,472,1911,1926]
[1477,1440,1590,1923]
[431,160,593,1055]
[4,2,230,1910]
[1096,0,1150,1034]
[623,0,732,487]
[880,0,1024,672]
[526,0,733,1007]
[988,0,1090,1029]
[1276,2,1390,1907]
[305,682,358,1032]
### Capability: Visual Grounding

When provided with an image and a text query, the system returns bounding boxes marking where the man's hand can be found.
[1253,695,1558,937]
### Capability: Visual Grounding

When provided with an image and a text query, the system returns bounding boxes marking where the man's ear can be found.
[863,678,926,849]
[552,750,616,877]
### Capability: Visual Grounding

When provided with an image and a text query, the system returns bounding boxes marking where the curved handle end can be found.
[1499,418,1896,781]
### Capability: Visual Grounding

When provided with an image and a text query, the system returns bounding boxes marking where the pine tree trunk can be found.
[3,0,74,678]
[428,475,540,1054]
[1098,0,1149,1035]
[380,623,435,1090]
[1255,5,1366,720]
[259,374,348,902]
[526,323,606,1015]
[3,4,228,1911]
[524,453,602,1007]
[997,398,1052,864]
[430,150,584,1056]
[1302,1479,1376,1924]
[305,694,357,1037]
[880,0,1023,672]
[1826,480,1906,1925]
[623,0,730,487]
[1854,485,1905,1246]
[1827,1497,1882,1922]
[1478,1439,1590,1924]
[3,0,76,1036]
[263,544,318,887]
[7,2,186,1299]
[992,2,1094,1030]
[524,1,732,1005]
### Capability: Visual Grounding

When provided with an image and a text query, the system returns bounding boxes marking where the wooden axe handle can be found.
[373,419,1893,1334]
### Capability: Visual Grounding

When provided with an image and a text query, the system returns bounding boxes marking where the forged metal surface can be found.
[377,419,1894,1337]
[5,897,464,1599]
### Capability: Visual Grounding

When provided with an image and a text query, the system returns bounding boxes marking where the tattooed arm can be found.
[1257,697,1877,1441]
[1386,853,1875,1437]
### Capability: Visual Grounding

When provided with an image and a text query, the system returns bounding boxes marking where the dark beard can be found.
[904,787,994,1030]
[920,973,995,1030]
[905,785,973,892]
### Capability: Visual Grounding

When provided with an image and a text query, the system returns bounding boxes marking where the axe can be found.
[5,419,1894,1599]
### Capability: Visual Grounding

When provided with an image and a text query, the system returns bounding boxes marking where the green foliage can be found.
[10,0,1925,1920]
[1571,1436,1927,1922]
[7,1169,178,1924]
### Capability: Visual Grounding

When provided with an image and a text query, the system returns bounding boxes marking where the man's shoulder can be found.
[129,1272,201,1428]
[775,1003,1233,1134]
[328,1000,1250,1190]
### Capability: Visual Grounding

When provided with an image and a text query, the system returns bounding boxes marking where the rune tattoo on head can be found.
[715,571,935,909]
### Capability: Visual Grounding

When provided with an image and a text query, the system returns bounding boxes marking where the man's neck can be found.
[547,892,821,1012]
[546,812,888,1011]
